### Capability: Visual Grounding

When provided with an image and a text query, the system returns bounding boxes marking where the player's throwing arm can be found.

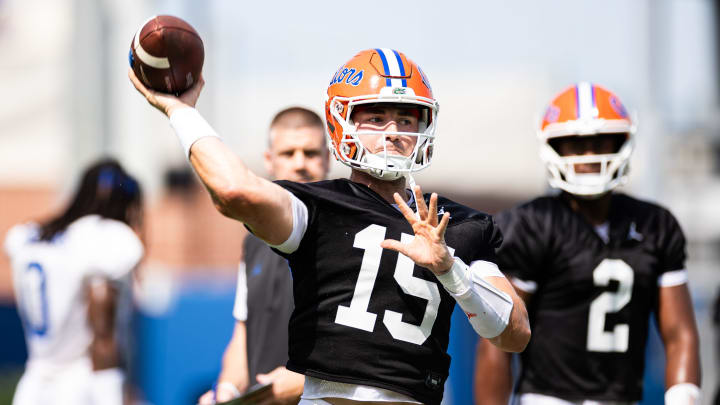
[128,70,295,247]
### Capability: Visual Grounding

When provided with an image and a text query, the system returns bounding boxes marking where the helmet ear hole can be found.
[415,142,433,165]
[548,138,564,155]
[419,108,430,133]
[415,147,424,164]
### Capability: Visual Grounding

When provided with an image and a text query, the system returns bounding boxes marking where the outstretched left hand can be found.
[380,185,454,275]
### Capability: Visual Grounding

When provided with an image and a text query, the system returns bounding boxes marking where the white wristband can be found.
[665,383,701,405]
[169,107,220,158]
[437,257,513,338]
[435,257,472,295]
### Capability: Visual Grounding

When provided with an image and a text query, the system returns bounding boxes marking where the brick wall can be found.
[0,187,247,300]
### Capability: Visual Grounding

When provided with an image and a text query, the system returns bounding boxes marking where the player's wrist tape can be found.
[435,257,472,295]
[169,107,221,158]
[90,368,124,405]
[439,258,513,338]
[665,383,701,405]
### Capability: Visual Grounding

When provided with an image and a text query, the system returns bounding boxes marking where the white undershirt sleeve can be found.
[510,276,538,294]
[435,257,513,338]
[232,262,248,321]
[88,219,144,281]
[4,223,34,257]
[267,191,309,254]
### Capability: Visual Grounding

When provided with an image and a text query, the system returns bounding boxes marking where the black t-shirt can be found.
[496,193,686,402]
[273,178,501,405]
[244,235,295,381]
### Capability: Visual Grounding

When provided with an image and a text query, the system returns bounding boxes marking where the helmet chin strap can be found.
[405,173,417,193]
[405,173,421,220]
[359,158,421,219]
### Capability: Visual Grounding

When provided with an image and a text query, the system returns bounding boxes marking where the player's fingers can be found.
[179,75,205,105]
[413,186,429,220]
[197,390,215,405]
[256,373,272,384]
[127,68,170,115]
[436,212,451,237]
[393,193,417,224]
[380,239,409,257]
[428,193,438,227]
[128,68,153,99]
[215,389,237,402]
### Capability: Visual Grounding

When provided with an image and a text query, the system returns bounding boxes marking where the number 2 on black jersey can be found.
[587,259,634,352]
[335,224,447,345]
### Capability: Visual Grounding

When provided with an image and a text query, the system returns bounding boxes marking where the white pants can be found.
[517,393,636,405]
[12,357,122,405]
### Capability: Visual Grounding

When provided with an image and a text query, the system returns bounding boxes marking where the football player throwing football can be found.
[130,49,530,405]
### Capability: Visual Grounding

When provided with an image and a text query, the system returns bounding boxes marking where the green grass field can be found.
[0,369,21,405]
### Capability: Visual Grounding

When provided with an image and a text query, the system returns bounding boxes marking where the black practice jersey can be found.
[273,178,501,405]
[244,235,294,380]
[496,193,687,402]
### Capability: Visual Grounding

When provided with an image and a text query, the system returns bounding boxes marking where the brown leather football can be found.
[129,15,204,94]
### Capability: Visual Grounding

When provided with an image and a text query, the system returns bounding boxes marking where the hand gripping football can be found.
[129,15,204,94]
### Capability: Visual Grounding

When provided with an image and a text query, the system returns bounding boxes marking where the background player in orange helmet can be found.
[130,48,529,405]
[474,83,701,405]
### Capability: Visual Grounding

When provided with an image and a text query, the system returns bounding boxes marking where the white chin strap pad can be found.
[362,153,412,180]
[435,258,513,338]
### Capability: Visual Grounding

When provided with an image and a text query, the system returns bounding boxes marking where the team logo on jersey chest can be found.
[627,222,643,242]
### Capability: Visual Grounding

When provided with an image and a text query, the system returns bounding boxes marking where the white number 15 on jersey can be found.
[334,224,453,346]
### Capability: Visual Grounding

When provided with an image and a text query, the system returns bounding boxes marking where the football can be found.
[129,15,204,94]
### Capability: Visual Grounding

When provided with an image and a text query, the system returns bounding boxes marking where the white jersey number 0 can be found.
[20,262,50,336]
[586,258,634,352]
[335,224,448,345]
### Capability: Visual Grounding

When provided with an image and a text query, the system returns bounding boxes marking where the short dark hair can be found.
[39,158,143,241]
[270,107,324,131]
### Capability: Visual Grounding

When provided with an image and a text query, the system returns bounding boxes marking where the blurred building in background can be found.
[0,0,718,403]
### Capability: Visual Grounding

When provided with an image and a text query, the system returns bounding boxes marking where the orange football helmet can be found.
[325,49,439,180]
[538,82,636,197]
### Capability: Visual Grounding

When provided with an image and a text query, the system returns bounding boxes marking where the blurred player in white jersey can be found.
[4,158,144,405]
